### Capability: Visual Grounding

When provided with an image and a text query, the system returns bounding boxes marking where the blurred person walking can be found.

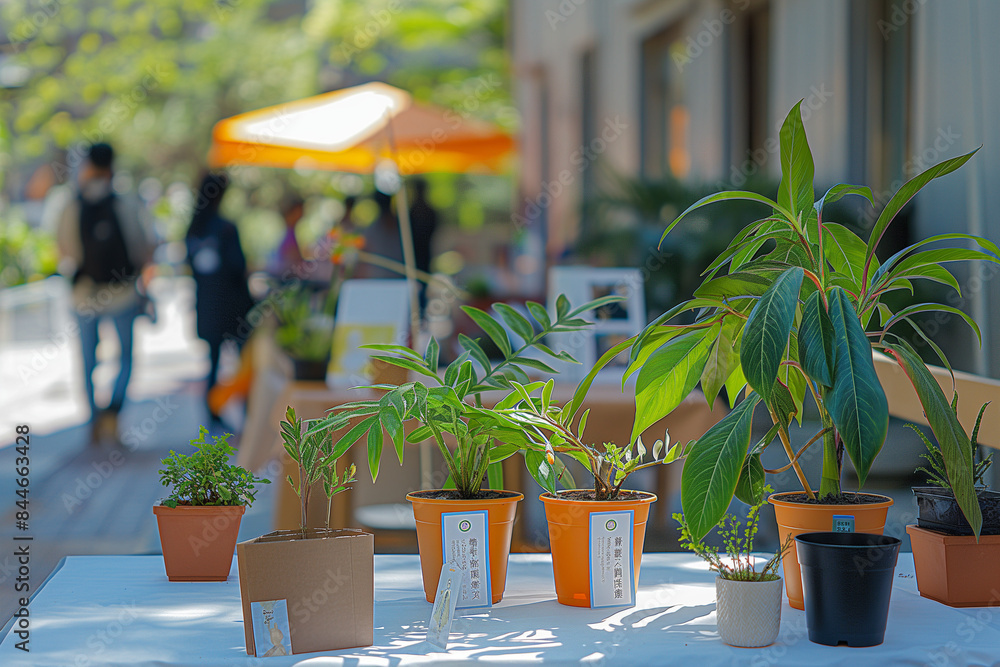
[184,173,254,425]
[266,193,305,281]
[56,142,155,446]
[358,190,403,279]
[408,177,438,313]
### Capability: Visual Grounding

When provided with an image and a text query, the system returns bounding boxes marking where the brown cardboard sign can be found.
[237,528,374,655]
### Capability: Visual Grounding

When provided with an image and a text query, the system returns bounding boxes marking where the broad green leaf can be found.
[379,403,405,463]
[734,453,765,505]
[865,148,980,275]
[632,324,719,443]
[798,290,836,387]
[813,183,875,216]
[458,333,491,373]
[823,223,870,293]
[525,449,556,495]
[487,461,504,490]
[680,394,762,540]
[423,336,440,374]
[826,288,889,485]
[565,335,634,424]
[370,355,440,381]
[461,306,512,357]
[881,249,999,291]
[694,272,773,301]
[660,191,793,248]
[741,267,804,402]
[884,341,982,537]
[493,302,535,342]
[701,317,741,406]
[332,414,379,460]
[525,301,551,329]
[883,303,982,346]
[568,294,627,319]
[367,420,384,483]
[871,232,1000,288]
[724,364,747,409]
[777,100,815,227]
[625,326,687,382]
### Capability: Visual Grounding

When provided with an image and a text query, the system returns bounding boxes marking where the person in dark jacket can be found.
[184,173,254,422]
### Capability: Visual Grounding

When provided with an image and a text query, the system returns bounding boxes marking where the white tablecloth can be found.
[2,553,998,666]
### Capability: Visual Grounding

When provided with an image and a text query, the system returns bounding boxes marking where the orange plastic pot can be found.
[540,491,656,607]
[153,504,245,581]
[407,491,523,604]
[769,492,892,610]
[907,524,1000,607]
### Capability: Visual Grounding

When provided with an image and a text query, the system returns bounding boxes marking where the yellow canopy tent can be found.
[208,81,515,341]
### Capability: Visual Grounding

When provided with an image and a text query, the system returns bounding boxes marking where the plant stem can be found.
[769,406,815,499]
[818,404,841,498]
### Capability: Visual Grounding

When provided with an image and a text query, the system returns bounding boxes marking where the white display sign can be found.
[441,510,492,609]
[426,564,462,650]
[589,510,635,608]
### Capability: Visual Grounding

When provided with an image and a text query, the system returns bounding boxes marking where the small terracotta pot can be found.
[407,491,522,604]
[153,504,245,581]
[540,490,656,607]
[907,524,1000,607]
[716,576,783,647]
[769,491,892,610]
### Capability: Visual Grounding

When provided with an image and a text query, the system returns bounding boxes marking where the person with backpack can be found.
[56,142,155,446]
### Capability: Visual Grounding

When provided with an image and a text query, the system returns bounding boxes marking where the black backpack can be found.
[76,192,136,285]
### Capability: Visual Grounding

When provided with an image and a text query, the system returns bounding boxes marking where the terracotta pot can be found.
[769,491,893,610]
[716,576,783,648]
[407,490,523,604]
[540,490,656,607]
[153,504,245,581]
[907,524,1000,607]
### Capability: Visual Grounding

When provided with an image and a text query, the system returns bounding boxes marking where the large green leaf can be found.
[884,341,982,537]
[882,303,982,346]
[826,288,888,485]
[632,325,718,443]
[871,233,1000,288]
[865,148,980,275]
[461,306,511,357]
[680,394,761,539]
[777,101,815,226]
[734,453,765,505]
[823,223,870,294]
[798,290,836,387]
[701,317,741,407]
[814,183,875,217]
[661,191,794,247]
[740,267,803,402]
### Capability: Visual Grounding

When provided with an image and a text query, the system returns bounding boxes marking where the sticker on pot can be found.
[441,510,491,608]
[589,510,635,608]
[250,599,292,657]
[832,515,855,532]
[426,563,462,650]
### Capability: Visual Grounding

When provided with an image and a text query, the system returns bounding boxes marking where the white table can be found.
[2,553,998,666]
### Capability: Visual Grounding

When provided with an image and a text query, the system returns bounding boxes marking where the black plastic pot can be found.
[795,532,901,647]
[291,358,329,381]
[913,486,1000,536]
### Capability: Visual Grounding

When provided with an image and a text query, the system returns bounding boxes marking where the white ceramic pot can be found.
[715,576,782,648]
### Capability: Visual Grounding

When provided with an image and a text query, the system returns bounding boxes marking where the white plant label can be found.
[441,510,491,608]
[426,564,462,650]
[589,510,635,608]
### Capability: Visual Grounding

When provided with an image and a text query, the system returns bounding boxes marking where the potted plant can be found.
[236,406,373,655]
[271,283,338,381]
[627,100,999,610]
[154,426,269,582]
[906,399,1000,607]
[317,295,617,605]
[486,335,675,607]
[674,487,791,648]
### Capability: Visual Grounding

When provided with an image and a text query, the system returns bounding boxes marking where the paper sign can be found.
[441,510,492,608]
[250,600,292,657]
[426,564,462,650]
[833,515,856,532]
[589,510,635,608]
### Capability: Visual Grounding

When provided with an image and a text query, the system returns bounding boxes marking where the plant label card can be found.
[426,564,463,651]
[250,599,292,657]
[589,510,635,608]
[441,510,492,609]
[833,515,856,532]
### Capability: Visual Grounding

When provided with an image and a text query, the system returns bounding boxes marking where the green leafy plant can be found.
[913,400,992,492]
[628,100,1000,539]
[280,406,357,535]
[272,284,339,362]
[159,426,269,508]
[314,295,620,499]
[674,487,792,581]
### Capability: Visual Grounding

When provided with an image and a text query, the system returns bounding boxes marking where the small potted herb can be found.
[154,426,269,582]
[316,295,617,605]
[236,407,371,655]
[906,399,1000,607]
[674,487,791,648]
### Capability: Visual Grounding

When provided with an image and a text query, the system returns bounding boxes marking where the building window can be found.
[641,24,689,180]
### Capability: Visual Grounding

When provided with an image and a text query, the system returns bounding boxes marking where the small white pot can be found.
[716,576,782,648]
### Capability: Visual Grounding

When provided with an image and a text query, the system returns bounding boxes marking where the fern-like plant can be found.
[159,427,269,508]
[912,400,992,490]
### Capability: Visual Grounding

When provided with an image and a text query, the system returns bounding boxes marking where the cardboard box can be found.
[237,528,374,655]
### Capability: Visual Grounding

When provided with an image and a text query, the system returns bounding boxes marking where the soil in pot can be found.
[913,487,1000,536]
[769,491,893,610]
[153,504,245,581]
[795,532,901,647]
[407,490,522,604]
[540,490,657,607]
[716,576,783,648]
